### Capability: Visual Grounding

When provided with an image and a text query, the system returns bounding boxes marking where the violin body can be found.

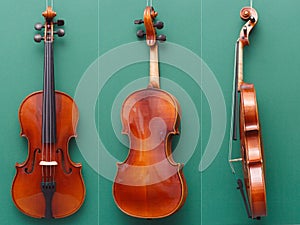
[239,82,266,218]
[11,7,85,219]
[12,91,85,218]
[113,88,187,218]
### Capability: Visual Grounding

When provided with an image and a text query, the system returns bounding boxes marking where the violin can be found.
[113,6,187,219]
[11,5,85,219]
[229,6,267,219]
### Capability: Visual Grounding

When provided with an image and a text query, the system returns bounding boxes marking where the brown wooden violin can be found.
[113,6,187,219]
[11,5,85,219]
[229,6,267,219]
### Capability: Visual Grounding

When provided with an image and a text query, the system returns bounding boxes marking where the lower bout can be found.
[113,179,185,218]
[12,172,85,218]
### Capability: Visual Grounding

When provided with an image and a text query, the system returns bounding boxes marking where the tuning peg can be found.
[243,26,247,37]
[154,21,164,29]
[250,16,256,23]
[54,29,65,37]
[34,34,44,42]
[34,23,44,30]
[136,30,145,38]
[134,19,144,24]
[56,20,65,26]
[157,34,166,42]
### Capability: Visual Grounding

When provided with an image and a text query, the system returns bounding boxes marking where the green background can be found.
[0,0,298,224]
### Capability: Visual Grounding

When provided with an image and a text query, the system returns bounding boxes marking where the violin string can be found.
[51,2,56,183]
[46,51,48,182]
[41,74,45,181]
[47,42,52,182]
[50,67,52,181]
[45,72,48,181]
[250,0,253,9]
[47,58,50,182]
[49,40,55,182]
[45,0,54,8]
[200,0,203,222]
[146,0,153,7]
[228,42,238,175]
[97,0,100,224]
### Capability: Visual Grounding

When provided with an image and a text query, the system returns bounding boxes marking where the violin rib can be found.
[239,83,267,218]
[230,6,267,219]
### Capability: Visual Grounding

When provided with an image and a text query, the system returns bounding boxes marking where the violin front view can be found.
[11,4,85,219]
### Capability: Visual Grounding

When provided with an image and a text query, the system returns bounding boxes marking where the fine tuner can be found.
[34,19,65,43]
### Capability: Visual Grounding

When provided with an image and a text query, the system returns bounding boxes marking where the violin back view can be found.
[113,6,187,219]
[113,89,187,218]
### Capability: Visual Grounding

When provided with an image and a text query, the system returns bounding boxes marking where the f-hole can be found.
[56,149,72,174]
[24,148,41,174]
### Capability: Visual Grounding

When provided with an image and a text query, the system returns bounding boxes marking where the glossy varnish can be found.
[11,6,85,219]
[12,91,84,218]
[239,82,266,218]
[114,88,187,218]
[231,7,267,219]
[113,6,187,218]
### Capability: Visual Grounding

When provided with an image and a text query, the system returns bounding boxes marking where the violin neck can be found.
[42,41,57,144]
[148,44,160,88]
[236,40,244,90]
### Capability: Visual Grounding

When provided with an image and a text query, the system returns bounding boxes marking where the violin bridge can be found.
[39,161,58,166]
[229,158,242,163]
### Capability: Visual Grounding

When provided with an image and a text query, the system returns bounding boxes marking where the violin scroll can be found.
[42,6,56,21]
[134,6,166,46]
[239,7,258,46]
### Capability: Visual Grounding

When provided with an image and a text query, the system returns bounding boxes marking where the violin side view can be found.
[113,6,187,219]
[229,6,267,219]
[11,5,85,219]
